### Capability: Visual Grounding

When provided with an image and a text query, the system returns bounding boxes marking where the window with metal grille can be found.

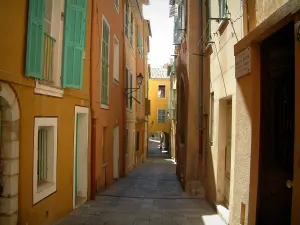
[158,85,166,98]
[33,117,57,204]
[37,127,49,186]
[158,109,166,123]
[218,0,227,18]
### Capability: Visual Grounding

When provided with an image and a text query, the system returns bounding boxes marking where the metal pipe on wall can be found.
[90,0,96,200]
[199,0,204,181]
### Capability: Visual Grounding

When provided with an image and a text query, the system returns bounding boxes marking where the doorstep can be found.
[216,204,229,224]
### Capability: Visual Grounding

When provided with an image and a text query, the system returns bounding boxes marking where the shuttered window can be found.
[101,17,110,105]
[158,109,166,123]
[137,25,143,58]
[26,0,45,79]
[114,0,119,11]
[219,0,227,18]
[206,0,211,41]
[125,0,129,38]
[130,13,133,46]
[130,72,133,109]
[62,0,87,89]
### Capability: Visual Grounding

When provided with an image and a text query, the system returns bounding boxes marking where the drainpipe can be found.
[90,0,96,200]
[199,0,204,181]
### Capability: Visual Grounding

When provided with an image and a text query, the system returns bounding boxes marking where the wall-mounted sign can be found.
[235,47,251,79]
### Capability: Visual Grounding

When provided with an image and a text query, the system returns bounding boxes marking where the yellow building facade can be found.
[0,0,91,224]
[148,68,170,135]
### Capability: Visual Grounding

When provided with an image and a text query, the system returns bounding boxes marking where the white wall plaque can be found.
[235,47,251,79]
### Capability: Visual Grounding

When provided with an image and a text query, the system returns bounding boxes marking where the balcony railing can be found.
[42,32,56,82]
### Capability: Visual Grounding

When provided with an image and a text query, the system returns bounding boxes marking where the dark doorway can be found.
[257,22,295,225]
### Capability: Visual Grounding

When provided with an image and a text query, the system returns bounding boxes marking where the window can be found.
[101,16,110,106]
[158,109,166,123]
[218,0,227,18]
[136,132,140,151]
[126,68,133,110]
[130,12,134,46]
[158,85,166,98]
[113,36,120,83]
[125,0,129,38]
[210,92,214,146]
[33,117,58,204]
[126,128,128,155]
[130,72,133,109]
[137,25,144,58]
[114,0,119,12]
[205,0,211,41]
[26,0,87,94]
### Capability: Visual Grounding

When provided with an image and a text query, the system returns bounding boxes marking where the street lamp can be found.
[136,73,144,88]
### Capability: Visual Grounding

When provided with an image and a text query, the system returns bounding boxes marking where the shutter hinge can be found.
[61,12,65,20]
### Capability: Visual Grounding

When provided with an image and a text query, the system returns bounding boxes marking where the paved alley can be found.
[55,156,225,225]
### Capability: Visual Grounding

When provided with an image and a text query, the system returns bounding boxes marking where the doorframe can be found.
[73,106,89,209]
[244,18,299,225]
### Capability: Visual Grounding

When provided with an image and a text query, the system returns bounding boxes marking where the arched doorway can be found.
[176,76,187,188]
[0,82,20,224]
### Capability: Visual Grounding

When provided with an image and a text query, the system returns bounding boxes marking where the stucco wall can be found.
[148,79,171,134]
[248,0,289,31]
[0,0,91,224]
[204,0,242,215]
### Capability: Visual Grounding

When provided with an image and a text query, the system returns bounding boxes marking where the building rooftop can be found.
[150,68,169,79]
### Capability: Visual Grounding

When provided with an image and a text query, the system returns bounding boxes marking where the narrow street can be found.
[55,141,225,225]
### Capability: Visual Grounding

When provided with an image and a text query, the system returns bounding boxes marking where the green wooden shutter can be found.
[130,72,132,109]
[101,19,110,105]
[26,0,45,79]
[126,68,128,108]
[62,0,87,89]
[125,1,129,37]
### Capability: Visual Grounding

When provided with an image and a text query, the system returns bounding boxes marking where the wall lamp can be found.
[125,73,144,104]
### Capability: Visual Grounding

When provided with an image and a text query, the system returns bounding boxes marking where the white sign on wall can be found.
[235,47,251,79]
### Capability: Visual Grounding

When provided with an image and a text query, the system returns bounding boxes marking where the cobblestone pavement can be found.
[55,157,225,225]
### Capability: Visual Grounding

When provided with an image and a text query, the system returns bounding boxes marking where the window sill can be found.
[113,79,120,86]
[34,81,64,98]
[34,181,56,204]
[100,104,109,110]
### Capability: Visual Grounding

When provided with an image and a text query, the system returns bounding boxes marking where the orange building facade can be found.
[90,0,126,194]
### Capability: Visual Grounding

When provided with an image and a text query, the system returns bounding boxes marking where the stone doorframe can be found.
[0,82,20,225]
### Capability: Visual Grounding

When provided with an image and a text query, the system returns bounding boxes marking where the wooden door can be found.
[113,127,119,179]
[224,100,232,207]
[257,22,294,225]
